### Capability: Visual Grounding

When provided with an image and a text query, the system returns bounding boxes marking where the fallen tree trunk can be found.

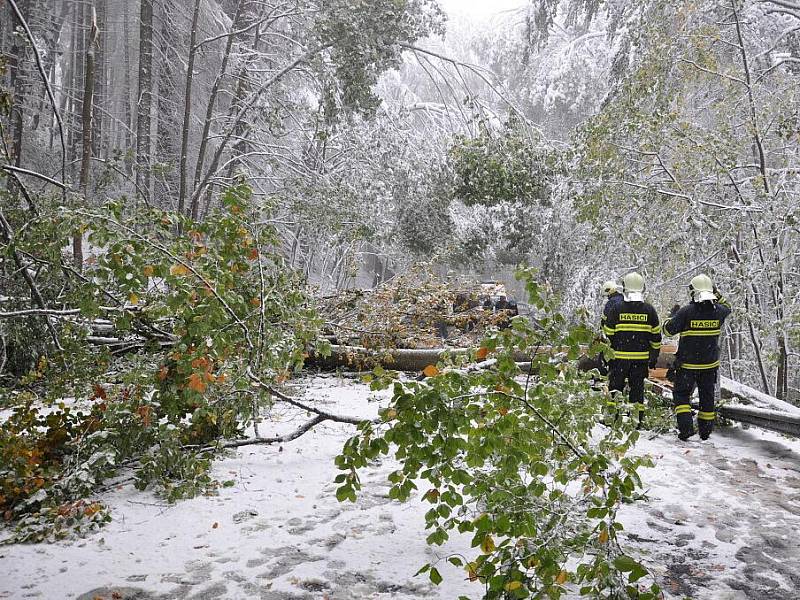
[311,344,681,373]
[309,344,561,372]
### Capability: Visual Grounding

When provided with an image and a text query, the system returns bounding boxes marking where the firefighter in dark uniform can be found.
[597,280,624,377]
[602,272,661,427]
[663,274,731,441]
[601,280,624,321]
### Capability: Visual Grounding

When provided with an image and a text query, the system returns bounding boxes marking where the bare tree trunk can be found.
[53,2,74,153]
[190,0,243,221]
[122,0,133,151]
[69,0,85,182]
[6,0,29,194]
[91,0,106,158]
[76,2,98,271]
[153,1,179,208]
[225,14,262,184]
[136,0,154,204]
[731,243,772,394]
[37,0,70,116]
[177,0,203,220]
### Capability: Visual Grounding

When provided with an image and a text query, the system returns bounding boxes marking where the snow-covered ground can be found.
[2,376,800,600]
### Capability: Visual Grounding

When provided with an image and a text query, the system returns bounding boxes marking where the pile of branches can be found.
[319,267,518,350]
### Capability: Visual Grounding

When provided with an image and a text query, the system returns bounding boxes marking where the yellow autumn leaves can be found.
[170,264,191,276]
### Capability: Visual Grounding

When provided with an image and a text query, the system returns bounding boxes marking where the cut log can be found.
[309,344,554,372]
[311,344,684,374]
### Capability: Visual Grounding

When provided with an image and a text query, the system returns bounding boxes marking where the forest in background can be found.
[2,0,798,400]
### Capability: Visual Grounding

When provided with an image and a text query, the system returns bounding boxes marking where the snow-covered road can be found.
[623,425,800,600]
[2,376,799,600]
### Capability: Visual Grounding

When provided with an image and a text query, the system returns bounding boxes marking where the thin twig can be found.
[1,164,68,189]
[6,0,67,198]
[223,415,326,447]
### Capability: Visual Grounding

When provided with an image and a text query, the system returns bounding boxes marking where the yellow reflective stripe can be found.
[613,351,650,360]
[698,411,716,421]
[614,324,653,332]
[675,404,692,415]
[681,360,720,370]
[650,341,661,349]
[603,325,615,336]
[651,325,662,334]
[680,330,721,337]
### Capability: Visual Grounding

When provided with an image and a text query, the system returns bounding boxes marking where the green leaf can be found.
[613,555,639,573]
[628,564,649,582]
[335,485,352,502]
[429,567,443,585]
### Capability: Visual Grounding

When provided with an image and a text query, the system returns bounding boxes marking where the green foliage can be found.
[315,0,445,116]
[0,182,326,541]
[0,189,85,378]
[135,433,217,503]
[335,269,661,599]
[450,123,558,208]
[395,184,454,257]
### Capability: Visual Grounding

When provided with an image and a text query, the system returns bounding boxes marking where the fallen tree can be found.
[0,183,339,541]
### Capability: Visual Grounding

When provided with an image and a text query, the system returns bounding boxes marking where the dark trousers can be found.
[673,368,718,438]
[608,360,648,421]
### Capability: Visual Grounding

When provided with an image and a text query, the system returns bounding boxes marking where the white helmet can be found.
[622,272,645,302]
[690,274,715,302]
[602,280,620,296]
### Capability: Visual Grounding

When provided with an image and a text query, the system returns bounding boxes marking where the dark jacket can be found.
[603,299,661,361]
[601,292,624,330]
[663,300,731,370]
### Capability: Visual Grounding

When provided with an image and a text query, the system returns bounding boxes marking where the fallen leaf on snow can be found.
[422,364,439,377]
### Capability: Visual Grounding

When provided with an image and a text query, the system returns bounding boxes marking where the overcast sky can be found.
[437,0,527,19]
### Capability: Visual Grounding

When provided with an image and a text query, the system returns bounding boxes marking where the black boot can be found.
[676,409,695,440]
[698,411,714,440]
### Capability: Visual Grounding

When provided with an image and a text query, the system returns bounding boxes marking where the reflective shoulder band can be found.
[680,330,721,337]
